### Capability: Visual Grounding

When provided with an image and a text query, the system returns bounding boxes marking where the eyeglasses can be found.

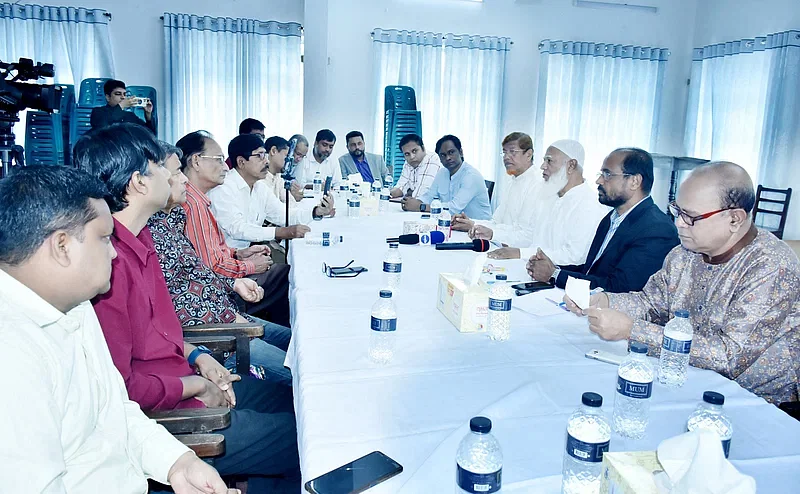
[199,155,226,165]
[322,260,368,278]
[668,201,737,226]
[597,170,632,180]
[501,149,525,157]
[250,151,267,160]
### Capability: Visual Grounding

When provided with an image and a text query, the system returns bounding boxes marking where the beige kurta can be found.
[609,227,800,404]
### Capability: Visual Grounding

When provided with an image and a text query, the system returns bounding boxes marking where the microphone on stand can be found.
[434,239,491,252]
[386,231,445,245]
[282,137,299,253]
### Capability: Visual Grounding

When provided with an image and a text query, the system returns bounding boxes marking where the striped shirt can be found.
[394,153,442,198]
[183,181,256,278]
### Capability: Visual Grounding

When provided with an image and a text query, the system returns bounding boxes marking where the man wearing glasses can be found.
[565,162,800,405]
[527,147,678,293]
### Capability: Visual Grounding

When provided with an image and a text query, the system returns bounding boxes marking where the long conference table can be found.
[286,204,800,493]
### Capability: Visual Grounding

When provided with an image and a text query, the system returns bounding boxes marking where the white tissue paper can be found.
[463,253,488,286]
[565,276,591,310]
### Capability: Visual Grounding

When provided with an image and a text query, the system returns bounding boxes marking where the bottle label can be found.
[722,438,731,458]
[456,465,501,493]
[380,194,390,201]
[370,316,397,332]
[322,239,330,247]
[438,219,451,228]
[617,376,653,399]
[488,298,511,312]
[420,233,431,244]
[351,200,360,207]
[662,335,692,354]
[566,433,609,463]
[431,207,442,215]
[383,262,402,273]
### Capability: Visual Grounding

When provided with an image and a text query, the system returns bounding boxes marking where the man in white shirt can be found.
[0,166,233,493]
[389,133,442,199]
[294,129,342,188]
[264,135,304,205]
[209,134,334,249]
[452,132,543,247]
[470,139,609,265]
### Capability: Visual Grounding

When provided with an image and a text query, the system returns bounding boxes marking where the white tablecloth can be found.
[287,205,800,493]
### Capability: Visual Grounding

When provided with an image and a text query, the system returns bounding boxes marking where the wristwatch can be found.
[550,267,561,284]
[420,204,427,212]
[188,345,213,366]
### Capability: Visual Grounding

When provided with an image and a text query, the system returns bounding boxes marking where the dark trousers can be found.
[234,264,291,327]
[215,376,301,493]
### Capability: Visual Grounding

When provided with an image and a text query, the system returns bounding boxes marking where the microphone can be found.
[434,239,490,252]
[281,137,298,183]
[386,231,446,245]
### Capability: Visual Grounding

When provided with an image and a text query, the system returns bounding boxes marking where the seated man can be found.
[401,134,492,220]
[0,166,231,492]
[90,79,155,133]
[178,131,292,327]
[76,123,300,492]
[468,139,608,265]
[568,162,800,405]
[225,117,266,168]
[294,129,342,188]
[208,134,334,249]
[389,133,442,199]
[527,147,679,293]
[149,141,291,386]
[338,130,388,184]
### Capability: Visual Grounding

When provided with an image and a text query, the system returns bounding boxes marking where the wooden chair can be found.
[485,180,495,201]
[754,185,792,239]
[183,321,265,375]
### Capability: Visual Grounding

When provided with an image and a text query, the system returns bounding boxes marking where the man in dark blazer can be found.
[338,130,387,184]
[90,79,156,134]
[527,147,679,293]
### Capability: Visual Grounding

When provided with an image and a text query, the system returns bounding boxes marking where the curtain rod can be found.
[158,14,304,30]
[370,30,513,44]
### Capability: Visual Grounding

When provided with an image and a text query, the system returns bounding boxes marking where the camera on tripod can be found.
[0,57,63,178]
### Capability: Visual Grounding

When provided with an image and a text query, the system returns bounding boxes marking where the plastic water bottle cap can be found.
[495,274,507,281]
[379,290,392,298]
[338,236,343,242]
[581,392,603,408]
[389,243,399,249]
[469,416,492,434]
[702,391,725,406]
[630,342,648,354]
[674,309,690,318]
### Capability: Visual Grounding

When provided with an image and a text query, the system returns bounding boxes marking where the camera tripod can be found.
[0,113,24,179]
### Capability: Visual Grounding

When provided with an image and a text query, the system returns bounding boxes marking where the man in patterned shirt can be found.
[148,141,291,385]
[389,134,442,199]
[567,162,800,404]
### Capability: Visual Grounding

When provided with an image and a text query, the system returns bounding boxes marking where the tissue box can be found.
[360,197,379,216]
[403,220,435,235]
[601,451,663,494]
[437,273,488,333]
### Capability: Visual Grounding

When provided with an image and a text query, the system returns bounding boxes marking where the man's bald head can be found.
[689,161,756,217]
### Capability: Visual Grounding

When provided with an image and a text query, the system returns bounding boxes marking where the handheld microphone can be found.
[281,137,298,183]
[434,239,490,252]
[386,231,446,245]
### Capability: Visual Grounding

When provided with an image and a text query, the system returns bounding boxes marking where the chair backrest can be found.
[753,185,792,239]
[485,180,495,201]
[383,109,422,183]
[24,111,64,166]
[384,86,417,112]
[56,84,76,166]
[78,78,112,107]
[69,107,94,156]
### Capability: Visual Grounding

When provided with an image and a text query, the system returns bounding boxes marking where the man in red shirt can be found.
[76,123,300,493]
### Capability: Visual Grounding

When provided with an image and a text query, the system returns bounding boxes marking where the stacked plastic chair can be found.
[126,85,158,132]
[24,111,64,166]
[383,86,422,184]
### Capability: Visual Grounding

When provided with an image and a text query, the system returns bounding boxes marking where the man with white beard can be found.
[469,140,609,265]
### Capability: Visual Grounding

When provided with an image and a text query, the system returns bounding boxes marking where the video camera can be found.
[0,57,63,178]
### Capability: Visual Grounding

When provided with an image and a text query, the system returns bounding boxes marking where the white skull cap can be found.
[549,139,585,168]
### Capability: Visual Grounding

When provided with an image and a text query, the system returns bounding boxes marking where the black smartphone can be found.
[323,176,333,195]
[511,281,553,291]
[304,451,403,494]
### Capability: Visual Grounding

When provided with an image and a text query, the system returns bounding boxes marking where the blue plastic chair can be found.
[78,78,111,107]
[69,106,94,158]
[126,85,158,129]
[56,84,75,166]
[384,86,417,112]
[24,111,65,166]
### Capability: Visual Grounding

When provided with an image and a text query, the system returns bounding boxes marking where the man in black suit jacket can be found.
[527,147,678,293]
[90,79,156,134]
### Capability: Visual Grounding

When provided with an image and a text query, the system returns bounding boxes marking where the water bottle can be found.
[658,310,693,387]
[430,199,443,221]
[487,275,512,341]
[348,191,360,219]
[383,243,402,289]
[313,171,322,194]
[438,207,452,240]
[687,391,733,458]
[456,417,502,494]
[612,342,654,439]
[562,392,610,494]
[305,232,342,246]
[372,179,383,199]
[379,186,391,213]
[384,174,394,190]
[369,289,397,364]
[337,182,350,204]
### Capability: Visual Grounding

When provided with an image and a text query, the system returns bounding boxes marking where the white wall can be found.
[36,0,303,102]
[317,0,699,164]
[693,0,800,47]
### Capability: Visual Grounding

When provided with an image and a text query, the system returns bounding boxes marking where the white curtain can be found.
[371,28,510,182]
[163,14,303,146]
[534,40,668,178]
[684,30,800,239]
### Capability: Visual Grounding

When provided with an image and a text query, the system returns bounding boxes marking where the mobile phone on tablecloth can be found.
[304,451,403,494]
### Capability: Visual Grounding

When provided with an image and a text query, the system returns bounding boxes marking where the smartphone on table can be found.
[304,451,403,494]
[511,281,554,296]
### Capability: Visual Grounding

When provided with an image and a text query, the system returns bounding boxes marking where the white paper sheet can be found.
[566,276,591,310]
[512,288,569,317]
